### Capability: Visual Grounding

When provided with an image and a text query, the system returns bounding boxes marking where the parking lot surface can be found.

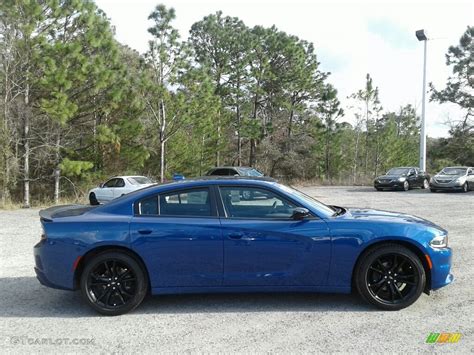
[0,186,473,353]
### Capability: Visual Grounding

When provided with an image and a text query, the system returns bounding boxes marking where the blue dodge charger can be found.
[34,177,453,315]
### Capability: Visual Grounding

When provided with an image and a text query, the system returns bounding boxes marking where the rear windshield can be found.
[128,176,152,185]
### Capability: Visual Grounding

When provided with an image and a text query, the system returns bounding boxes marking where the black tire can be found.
[80,251,148,316]
[375,188,383,191]
[430,188,437,193]
[354,244,425,310]
[462,183,468,193]
[421,179,429,189]
[403,181,410,191]
[89,192,99,206]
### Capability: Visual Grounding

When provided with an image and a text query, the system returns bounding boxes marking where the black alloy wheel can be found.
[80,252,148,315]
[355,244,425,310]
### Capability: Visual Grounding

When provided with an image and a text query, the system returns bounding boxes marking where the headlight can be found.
[430,234,448,248]
[398,177,406,182]
[455,177,465,184]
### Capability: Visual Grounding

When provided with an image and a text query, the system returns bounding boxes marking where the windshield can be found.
[128,176,152,185]
[239,168,264,177]
[386,168,409,176]
[279,185,335,217]
[439,168,467,175]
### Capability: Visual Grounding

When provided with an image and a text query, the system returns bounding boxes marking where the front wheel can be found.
[430,188,437,193]
[89,192,99,205]
[355,244,425,310]
[462,183,468,193]
[422,179,429,189]
[80,251,148,316]
[403,181,410,191]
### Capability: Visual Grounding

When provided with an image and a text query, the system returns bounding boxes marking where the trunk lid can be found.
[39,204,97,221]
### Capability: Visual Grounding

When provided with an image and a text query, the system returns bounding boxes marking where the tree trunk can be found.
[54,133,61,204]
[216,109,221,166]
[353,126,361,184]
[249,89,259,167]
[160,138,165,182]
[236,105,241,166]
[54,168,60,204]
[287,99,295,152]
[325,125,330,180]
[160,99,166,183]
[236,78,242,166]
[23,83,30,208]
[364,99,369,176]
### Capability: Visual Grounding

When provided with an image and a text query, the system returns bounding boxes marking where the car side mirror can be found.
[292,207,310,220]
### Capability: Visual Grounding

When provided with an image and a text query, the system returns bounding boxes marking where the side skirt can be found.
[150,285,351,295]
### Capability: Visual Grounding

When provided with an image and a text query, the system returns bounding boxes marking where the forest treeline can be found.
[0,1,472,207]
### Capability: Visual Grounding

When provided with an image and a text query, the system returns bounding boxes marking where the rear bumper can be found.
[34,267,72,290]
[33,240,78,291]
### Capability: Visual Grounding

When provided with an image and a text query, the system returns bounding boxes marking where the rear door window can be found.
[138,188,213,217]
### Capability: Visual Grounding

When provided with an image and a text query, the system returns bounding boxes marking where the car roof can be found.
[444,166,470,169]
[159,176,276,186]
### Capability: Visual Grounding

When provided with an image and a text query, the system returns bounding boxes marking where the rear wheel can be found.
[422,179,429,189]
[355,244,425,310]
[89,192,99,205]
[80,251,148,316]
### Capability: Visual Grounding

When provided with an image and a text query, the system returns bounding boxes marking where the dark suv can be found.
[374,167,430,191]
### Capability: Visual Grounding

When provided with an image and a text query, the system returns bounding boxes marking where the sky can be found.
[95,0,473,138]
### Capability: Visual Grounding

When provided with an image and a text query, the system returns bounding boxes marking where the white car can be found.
[88,176,154,205]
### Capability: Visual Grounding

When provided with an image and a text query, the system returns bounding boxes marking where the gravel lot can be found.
[0,186,473,353]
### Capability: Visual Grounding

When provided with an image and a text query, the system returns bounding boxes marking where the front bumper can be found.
[428,247,454,290]
[374,180,405,190]
[429,181,463,190]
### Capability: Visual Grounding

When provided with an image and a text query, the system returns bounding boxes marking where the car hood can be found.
[345,207,446,232]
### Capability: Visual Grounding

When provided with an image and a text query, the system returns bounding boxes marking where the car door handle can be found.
[228,233,243,240]
[138,229,152,235]
[228,233,255,241]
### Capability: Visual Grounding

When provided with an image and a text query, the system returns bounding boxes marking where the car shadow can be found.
[0,277,373,318]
